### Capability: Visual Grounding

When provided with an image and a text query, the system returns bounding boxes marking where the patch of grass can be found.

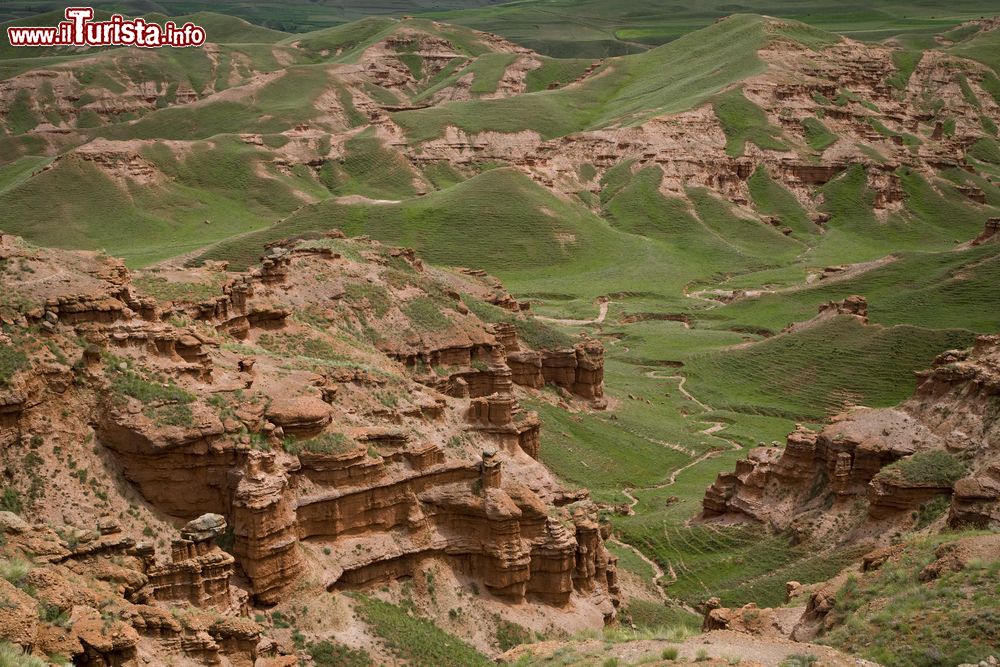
[144,403,195,427]
[344,283,393,317]
[0,559,31,589]
[0,489,22,514]
[823,533,1000,666]
[525,57,595,92]
[887,49,923,90]
[38,603,71,628]
[308,640,372,667]
[393,15,783,141]
[283,431,355,456]
[624,600,701,632]
[107,364,196,406]
[969,137,1000,164]
[801,116,838,151]
[355,595,491,667]
[747,166,818,238]
[869,118,922,147]
[0,345,28,388]
[461,297,573,350]
[684,318,974,421]
[915,495,951,529]
[0,642,45,667]
[713,87,789,156]
[133,276,222,303]
[321,128,422,200]
[403,297,452,331]
[257,332,350,366]
[880,450,966,486]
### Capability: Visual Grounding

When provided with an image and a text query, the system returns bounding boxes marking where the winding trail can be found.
[621,372,742,510]
[535,298,610,326]
[608,536,670,603]
[644,370,711,412]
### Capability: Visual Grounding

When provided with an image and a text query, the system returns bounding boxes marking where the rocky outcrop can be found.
[146,514,248,612]
[397,322,606,404]
[265,396,332,437]
[703,334,1000,540]
[818,295,868,323]
[0,513,275,666]
[306,451,618,616]
[702,598,791,638]
[230,451,304,606]
[971,217,1000,246]
[0,234,620,648]
[950,463,1000,527]
[783,296,869,334]
[538,341,606,403]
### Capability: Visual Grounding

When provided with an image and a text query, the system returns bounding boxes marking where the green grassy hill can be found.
[393,15,830,141]
[3,1,992,55]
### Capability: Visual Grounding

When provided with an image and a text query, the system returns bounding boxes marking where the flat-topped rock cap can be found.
[265,396,332,428]
[181,513,227,542]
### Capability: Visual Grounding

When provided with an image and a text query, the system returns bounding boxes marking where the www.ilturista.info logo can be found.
[7,7,206,48]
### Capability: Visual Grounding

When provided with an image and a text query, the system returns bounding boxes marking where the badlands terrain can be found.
[0,2,999,666]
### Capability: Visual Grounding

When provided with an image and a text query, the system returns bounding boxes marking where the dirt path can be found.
[608,536,670,604]
[644,371,711,412]
[623,373,742,510]
[683,254,898,308]
[19,265,67,287]
[535,298,610,326]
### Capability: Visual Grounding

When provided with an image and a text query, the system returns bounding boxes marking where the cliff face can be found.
[0,511,269,666]
[0,232,617,663]
[701,333,1000,539]
[377,24,998,234]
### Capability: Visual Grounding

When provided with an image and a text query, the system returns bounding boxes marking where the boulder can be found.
[181,513,227,542]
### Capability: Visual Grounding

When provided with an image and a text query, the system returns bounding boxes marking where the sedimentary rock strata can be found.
[702,333,1000,537]
[0,233,618,663]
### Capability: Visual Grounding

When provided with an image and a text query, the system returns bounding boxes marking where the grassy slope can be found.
[821,532,1000,666]
[684,316,975,420]
[0,138,316,264]
[201,167,649,273]
[392,14,804,142]
[2,1,991,56]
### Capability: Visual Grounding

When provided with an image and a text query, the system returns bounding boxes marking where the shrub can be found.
[0,489,22,514]
[38,603,71,628]
[496,619,533,651]
[0,642,45,667]
[0,559,31,589]
[662,647,679,660]
[916,495,951,529]
[309,640,373,667]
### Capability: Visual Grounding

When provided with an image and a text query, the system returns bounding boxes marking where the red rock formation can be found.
[971,217,1000,246]
[703,334,1000,538]
[0,235,619,640]
[230,451,304,606]
[146,514,249,613]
